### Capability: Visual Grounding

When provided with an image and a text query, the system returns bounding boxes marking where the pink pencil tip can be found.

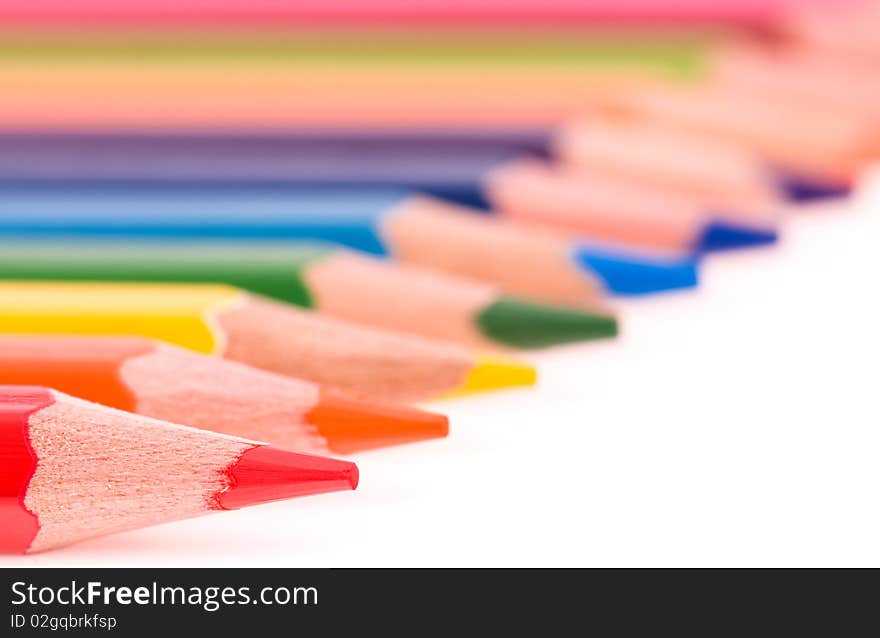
[218,445,358,510]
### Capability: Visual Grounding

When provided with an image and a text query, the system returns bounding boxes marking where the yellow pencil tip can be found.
[446,354,537,397]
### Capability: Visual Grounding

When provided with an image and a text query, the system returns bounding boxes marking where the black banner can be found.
[1,568,876,634]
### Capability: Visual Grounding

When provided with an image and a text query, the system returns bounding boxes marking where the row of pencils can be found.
[1,0,877,554]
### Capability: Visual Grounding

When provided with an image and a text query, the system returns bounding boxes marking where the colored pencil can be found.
[0,62,672,130]
[710,42,880,122]
[0,189,699,299]
[0,132,541,210]
[610,82,878,195]
[0,281,536,402]
[0,29,711,73]
[782,3,880,64]
[552,114,787,208]
[0,241,618,349]
[0,385,358,553]
[0,0,802,27]
[0,335,448,453]
[0,132,781,249]
[485,158,779,253]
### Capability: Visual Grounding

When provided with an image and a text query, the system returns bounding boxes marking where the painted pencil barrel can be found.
[0,63,671,130]
[0,28,712,71]
[0,1,794,27]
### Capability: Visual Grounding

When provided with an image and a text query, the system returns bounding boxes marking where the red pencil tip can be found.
[218,445,358,510]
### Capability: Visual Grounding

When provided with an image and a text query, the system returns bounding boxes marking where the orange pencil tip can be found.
[308,387,449,454]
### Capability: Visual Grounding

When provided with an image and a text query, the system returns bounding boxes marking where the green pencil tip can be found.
[477,297,618,349]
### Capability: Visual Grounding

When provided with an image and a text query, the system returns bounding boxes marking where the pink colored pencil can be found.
[0,0,820,27]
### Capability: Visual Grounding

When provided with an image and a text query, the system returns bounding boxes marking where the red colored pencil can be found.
[0,385,358,553]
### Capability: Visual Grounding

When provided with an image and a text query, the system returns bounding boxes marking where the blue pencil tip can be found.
[697,221,778,253]
[575,246,699,296]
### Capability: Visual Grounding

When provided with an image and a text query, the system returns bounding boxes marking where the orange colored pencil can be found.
[0,335,448,454]
[0,62,664,130]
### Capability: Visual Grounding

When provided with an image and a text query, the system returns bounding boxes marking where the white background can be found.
[3,170,878,568]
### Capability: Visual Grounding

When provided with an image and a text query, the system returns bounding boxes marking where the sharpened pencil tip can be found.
[218,446,358,510]
[446,354,537,397]
[575,246,699,296]
[776,173,851,202]
[697,221,778,252]
[307,386,449,454]
[477,297,618,348]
